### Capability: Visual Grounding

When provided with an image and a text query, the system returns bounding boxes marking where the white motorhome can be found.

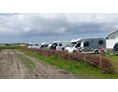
[40,42,51,49]
[49,41,70,50]
[28,42,42,49]
[47,43,52,49]
[65,38,106,54]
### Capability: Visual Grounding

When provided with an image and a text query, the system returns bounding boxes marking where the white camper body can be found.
[65,38,106,54]
[106,37,118,49]
[28,42,42,49]
[49,41,70,50]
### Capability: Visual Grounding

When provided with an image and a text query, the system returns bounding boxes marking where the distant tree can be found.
[5,44,11,46]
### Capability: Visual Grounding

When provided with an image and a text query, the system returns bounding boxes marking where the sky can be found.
[0,13,118,43]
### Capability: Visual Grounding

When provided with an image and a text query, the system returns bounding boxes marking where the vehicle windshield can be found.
[41,45,44,48]
[47,44,52,47]
[68,42,77,47]
[51,43,58,48]
[29,44,33,46]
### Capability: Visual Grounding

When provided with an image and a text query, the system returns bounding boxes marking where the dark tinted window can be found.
[59,43,62,46]
[68,42,77,47]
[45,45,48,47]
[99,40,104,45]
[51,43,58,47]
[84,41,89,47]
[30,44,33,46]
[35,44,38,46]
[75,43,81,48]
[41,45,44,48]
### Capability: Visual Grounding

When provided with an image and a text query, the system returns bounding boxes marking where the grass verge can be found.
[19,49,118,79]
[0,46,22,49]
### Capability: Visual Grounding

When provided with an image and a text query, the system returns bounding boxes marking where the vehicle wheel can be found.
[94,50,99,54]
[62,48,64,50]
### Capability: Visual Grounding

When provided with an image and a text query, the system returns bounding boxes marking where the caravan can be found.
[65,38,106,54]
[49,41,70,50]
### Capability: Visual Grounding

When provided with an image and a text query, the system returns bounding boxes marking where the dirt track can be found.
[0,49,80,79]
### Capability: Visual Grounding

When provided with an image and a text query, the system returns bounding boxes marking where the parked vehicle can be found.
[40,42,51,49]
[49,41,70,50]
[28,42,42,49]
[47,43,52,49]
[112,42,118,54]
[65,38,106,54]
[62,44,69,50]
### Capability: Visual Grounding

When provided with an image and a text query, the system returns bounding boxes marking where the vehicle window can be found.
[84,41,89,47]
[59,43,62,46]
[68,42,77,47]
[41,45,44,48]
[99,40,104,45]
[65,44,69,47]
[35,44,38,46]
[48,44,52,47]
[30,44,33,46]
[51,43,58,47]
[45,45,48,47]
[75,43,81,48]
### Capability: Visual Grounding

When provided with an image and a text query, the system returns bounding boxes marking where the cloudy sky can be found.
[0,13,118,43]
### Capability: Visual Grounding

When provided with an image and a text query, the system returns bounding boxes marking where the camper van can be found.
[65,38,106,54]
[40,42,51,49]
[28,42,42,49]
[49,41,70,50]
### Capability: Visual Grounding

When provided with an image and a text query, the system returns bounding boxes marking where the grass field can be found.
[0,46,22,49]
[20,49,118,79]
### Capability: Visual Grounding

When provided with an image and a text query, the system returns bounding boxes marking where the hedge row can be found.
[22,48,114,73]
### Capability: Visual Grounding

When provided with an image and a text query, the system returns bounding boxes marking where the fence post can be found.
[50,50,52,56]
[100,55,102,68]
[57,50,58,56]
[69,53,70,60]
[84,55,86,64]
[45,50,47,56]
[46,50,47,56]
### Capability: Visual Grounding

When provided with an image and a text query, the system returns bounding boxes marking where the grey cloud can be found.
[66,23,108,34]
[0,13,118,38]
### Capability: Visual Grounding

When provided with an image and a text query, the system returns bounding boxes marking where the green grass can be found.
[0,46,22,49]
[19,49,118,79]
